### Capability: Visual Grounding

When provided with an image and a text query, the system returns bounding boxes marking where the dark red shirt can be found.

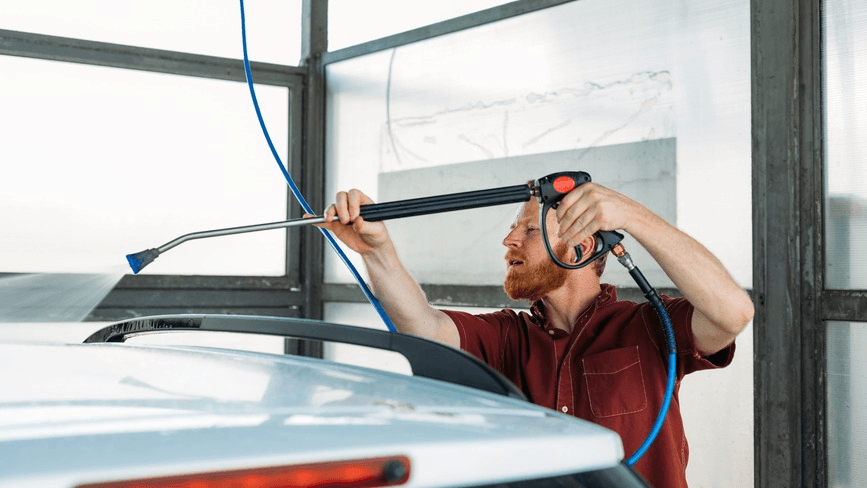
[442,284,735,488]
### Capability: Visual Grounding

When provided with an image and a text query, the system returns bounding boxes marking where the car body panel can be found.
[0,341,625,487]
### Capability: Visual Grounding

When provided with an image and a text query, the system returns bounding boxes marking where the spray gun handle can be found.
[357,184,533,222]
[533,172,624,270]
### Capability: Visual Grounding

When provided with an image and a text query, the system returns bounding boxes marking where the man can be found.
[316,180,754,488]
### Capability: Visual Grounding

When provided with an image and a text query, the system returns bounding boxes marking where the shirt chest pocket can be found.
[582,345,647,418]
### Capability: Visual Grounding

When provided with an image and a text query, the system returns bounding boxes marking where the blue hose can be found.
[626,319,676,466]
[614,250,677,466]
[239,0,397,332]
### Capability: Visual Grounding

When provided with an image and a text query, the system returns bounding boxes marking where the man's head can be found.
[502,199,606,301]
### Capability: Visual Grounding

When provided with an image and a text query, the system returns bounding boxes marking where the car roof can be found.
[0,318,626,487]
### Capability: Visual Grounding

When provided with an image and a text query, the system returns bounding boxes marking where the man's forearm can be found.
[361,241,460,347]
[624,207,754,341]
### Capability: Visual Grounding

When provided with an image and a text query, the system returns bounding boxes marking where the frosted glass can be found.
[2,0,302,66]
[824,0,867,289]
[324,5,751,487]
[324,0,751,290]
[328,0,510,50]
[827,321,867,486]
[0,56,291,275]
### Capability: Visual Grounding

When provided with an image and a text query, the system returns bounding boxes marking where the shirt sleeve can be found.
[441,309,515,370]
[643,296,736,376]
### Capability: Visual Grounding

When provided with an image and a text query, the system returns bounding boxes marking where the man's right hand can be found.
[311,188,460,348]
[311,189,390,254]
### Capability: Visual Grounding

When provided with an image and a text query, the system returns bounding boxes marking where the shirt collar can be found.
[528,283,618,328]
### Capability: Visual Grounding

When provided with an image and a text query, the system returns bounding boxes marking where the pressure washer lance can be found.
[126,172,624,274]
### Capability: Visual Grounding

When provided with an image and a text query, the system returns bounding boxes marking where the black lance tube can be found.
[358,184,532,221]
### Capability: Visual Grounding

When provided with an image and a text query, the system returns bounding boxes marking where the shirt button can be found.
[548,329,555,335]
[561,406,568,413]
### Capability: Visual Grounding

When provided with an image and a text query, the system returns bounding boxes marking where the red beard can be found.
[503,242,571,301]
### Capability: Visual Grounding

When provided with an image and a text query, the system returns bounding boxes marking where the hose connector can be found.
[612,243,635,271]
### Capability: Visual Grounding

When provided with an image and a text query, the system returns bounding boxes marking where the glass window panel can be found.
[2,1,302,66]
[0,56,290,276]
[324,0,751,292]
[827,321,867,486]
[325,4,752,485]
[328,0,511,50]
[824,0,867,289]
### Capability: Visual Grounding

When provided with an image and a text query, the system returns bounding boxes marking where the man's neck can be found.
[539,277,602,334]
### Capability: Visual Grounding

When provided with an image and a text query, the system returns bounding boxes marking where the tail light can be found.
[78,455,410,488]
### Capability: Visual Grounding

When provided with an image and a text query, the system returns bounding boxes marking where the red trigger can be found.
[553,176,576,194]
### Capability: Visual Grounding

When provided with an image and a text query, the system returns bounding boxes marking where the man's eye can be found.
[527,227,539,233]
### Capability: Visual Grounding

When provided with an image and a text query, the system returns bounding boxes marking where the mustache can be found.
[505,251,526,263]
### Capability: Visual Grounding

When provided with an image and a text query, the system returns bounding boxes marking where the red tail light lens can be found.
[78,455,410,488]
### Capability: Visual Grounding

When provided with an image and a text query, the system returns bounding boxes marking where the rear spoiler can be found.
[84,314,527,401]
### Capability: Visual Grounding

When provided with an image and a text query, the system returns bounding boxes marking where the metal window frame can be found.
[752,0,822,484]
[321,0,579,66]
[0,29,304,86]
[0,28,308,323]
[751,0,867,486]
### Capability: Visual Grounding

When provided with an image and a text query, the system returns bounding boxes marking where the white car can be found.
[0,314,650,487]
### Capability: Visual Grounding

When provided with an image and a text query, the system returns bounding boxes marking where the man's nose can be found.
[503,227,522,248]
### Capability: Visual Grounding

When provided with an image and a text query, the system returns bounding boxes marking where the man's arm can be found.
[555,183,754,356]
[315,189,460,348]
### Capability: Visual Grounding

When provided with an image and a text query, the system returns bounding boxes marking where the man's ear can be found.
[574,234,598,264]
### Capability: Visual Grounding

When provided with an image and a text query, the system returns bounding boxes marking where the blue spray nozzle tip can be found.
[126,249,160,274]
